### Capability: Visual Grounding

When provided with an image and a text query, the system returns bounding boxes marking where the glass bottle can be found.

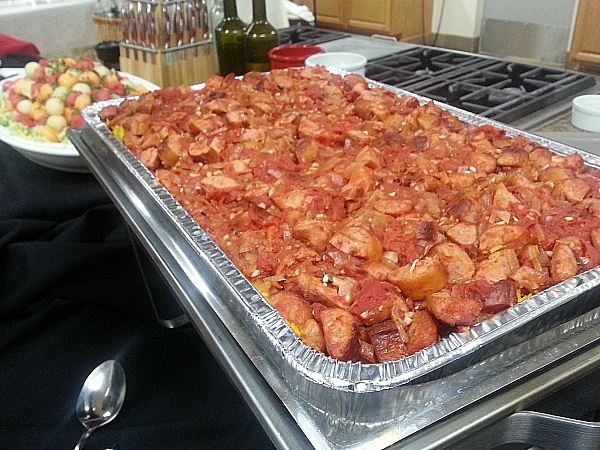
[244,0,279,72]
[214,0,247,76]
[209,0,224,69]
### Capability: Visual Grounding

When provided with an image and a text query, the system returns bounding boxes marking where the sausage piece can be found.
[321,308,360,361]
[388,258,448,300]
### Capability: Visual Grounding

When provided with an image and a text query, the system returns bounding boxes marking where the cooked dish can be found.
[99,66,600,363]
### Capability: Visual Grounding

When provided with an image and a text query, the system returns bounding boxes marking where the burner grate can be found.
[366,49,597,124]
[278,26,350,46]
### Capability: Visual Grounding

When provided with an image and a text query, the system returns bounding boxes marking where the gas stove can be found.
[279,27,600,131]
[366,47,597,126]
[277,27,351,46]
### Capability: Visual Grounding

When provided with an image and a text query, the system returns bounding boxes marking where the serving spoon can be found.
[74,360,126,450]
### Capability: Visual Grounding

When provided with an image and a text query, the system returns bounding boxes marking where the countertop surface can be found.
[531,112,600,157]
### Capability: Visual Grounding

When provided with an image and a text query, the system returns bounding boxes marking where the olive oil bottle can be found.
[214,0,247,76]
[244,0,279,72]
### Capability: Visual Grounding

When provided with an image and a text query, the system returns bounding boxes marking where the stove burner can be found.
[277,26,350,46]
[366,48,597,124]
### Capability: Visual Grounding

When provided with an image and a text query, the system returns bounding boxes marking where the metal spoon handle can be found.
[74,428,94,450]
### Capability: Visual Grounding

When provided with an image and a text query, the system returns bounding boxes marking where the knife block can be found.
[119,40,216,88]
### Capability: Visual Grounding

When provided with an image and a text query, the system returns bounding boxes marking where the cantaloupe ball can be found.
[103,72,119,83]
[12,79,27,95]
[74,93,92,111]
[58,72,79,89]
[63,106,77,123]
[40,124,60,142]
[61,57,76,68]
[29,102,49,121]
[37,83,54,101]
[79,71,100,86]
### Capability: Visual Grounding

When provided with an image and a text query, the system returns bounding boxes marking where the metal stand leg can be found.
[128,227,190,329]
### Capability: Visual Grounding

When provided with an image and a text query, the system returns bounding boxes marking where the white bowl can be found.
[304,52,367,76]
[0,68,159,173]
[571,95,600,132]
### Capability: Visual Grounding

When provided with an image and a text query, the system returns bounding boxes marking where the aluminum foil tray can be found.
[73,73,600,450]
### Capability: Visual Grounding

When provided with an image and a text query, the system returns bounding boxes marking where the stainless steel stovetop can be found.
[278,27,600,131]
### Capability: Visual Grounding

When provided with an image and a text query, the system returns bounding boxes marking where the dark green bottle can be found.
[244,0,279,72]
[214,0,247,76]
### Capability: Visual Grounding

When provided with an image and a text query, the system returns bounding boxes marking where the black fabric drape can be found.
[0,143,275,450]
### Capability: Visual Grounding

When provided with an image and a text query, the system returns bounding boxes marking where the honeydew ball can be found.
[44,65,57,77]
[51,85,70,101]
[93,63,111,78]
[66,68,83,78]
[121,78,134,89]
[46,114,68,131]
[24,61,40,79]
[20,80,35,99]
[45,97,65,116]
[71,82,92,95]
[16,99,32,115]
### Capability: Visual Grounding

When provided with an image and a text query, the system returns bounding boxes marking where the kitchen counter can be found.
[534,113,583,133]
[530,111,600,157]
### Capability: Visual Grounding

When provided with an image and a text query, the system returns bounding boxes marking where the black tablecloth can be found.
[0,143,276,449]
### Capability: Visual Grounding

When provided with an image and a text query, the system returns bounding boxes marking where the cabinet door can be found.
[315,0,345,28]
[346,0,392,34]
[567,0,600,72]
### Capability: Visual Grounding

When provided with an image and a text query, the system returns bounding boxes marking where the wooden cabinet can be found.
[567,0,600,73]
[316,0,345,28]
[315,0,432,41]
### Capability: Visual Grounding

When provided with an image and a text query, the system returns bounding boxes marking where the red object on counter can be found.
[268,44,324,69]
[0,34,40,57]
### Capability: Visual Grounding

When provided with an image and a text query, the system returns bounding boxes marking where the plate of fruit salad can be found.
[0,57,159,172]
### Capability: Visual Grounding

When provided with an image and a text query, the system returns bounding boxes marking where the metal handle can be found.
[370,34,397,42]
[452,410,600,450]
[74,428,94,450]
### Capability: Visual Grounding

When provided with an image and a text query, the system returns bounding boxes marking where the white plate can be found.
[0,68,159,172]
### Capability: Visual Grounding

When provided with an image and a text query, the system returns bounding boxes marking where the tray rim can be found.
[79,69,600,392]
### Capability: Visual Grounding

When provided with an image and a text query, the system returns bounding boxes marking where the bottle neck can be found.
[223,0,238,18]
[252,0,267,21]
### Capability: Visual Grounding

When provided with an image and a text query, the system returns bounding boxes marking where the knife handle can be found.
[162,5,170,49]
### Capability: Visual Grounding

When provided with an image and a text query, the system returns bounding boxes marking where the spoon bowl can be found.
[74,360,126,450]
